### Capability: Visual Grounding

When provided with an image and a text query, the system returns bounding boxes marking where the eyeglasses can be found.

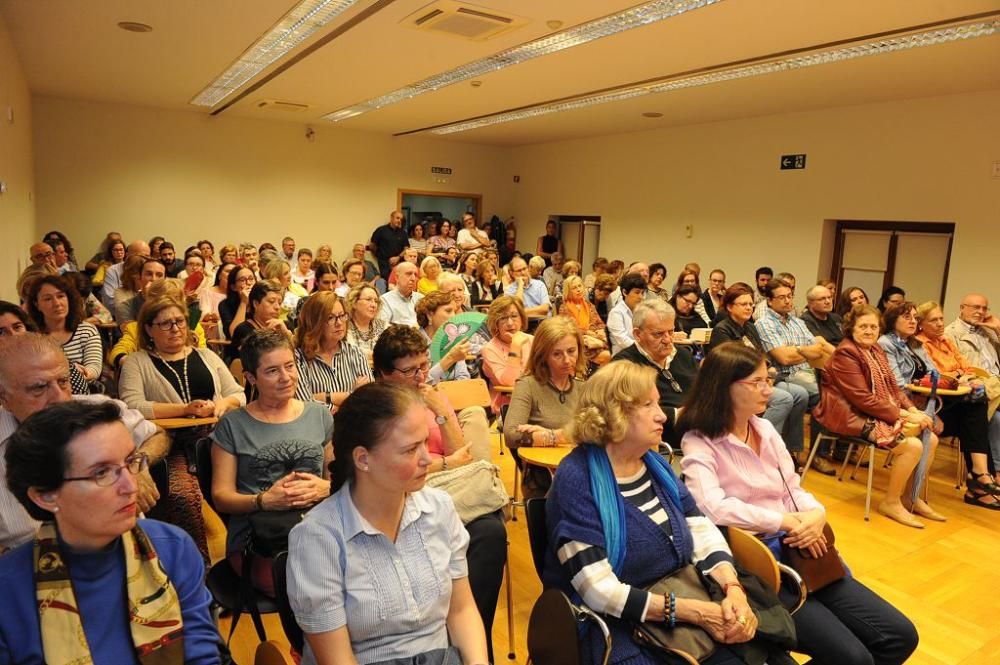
[681,297,699,306]
[327,313,349,324]
[498,313,521,323]
[152,317,187,331]
[236,276,256,285]
[770,293,794,301]
[735,378,774,391]
[660,368,682,393]
[393,362,430,378]
[961,303,988,311]
[32,251,54,260]
[63,452,149,487]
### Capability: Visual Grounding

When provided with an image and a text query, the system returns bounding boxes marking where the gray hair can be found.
[437,271,465,290]
[633,300,675,328]
[0,333,67,391]
[806,285,830,301]
[528,256,546,272]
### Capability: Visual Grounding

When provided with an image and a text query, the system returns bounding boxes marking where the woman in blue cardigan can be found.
[543,361,769,665]
[0,400,221,665]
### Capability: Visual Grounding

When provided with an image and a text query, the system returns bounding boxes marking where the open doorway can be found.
[397,189,482,232]
[548,215,601,271]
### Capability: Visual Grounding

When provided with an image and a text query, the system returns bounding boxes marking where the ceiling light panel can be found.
[190,0,363,108]
[323,0,723,122]
[427,18,1000,134]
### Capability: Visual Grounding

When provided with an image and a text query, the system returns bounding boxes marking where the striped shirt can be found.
[556,466,732,622]
[58,322,103,391]
[294,343,373,403]
[754,307,816,378]
[0,395,158,551]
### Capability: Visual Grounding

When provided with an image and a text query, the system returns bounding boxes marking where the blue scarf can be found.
[585,445,681,576]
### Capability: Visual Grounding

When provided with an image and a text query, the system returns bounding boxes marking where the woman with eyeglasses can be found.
[345,283,388,361]
[815,305,942,528]
[670,284,712,336]
[503,316,585,498]
[211,329,333,595]
[118,295,245,562]
[708,284,811,471]
[0,400,221,664]
[680,342,918,665]
[293,291,372,410]
[480,296,533,415]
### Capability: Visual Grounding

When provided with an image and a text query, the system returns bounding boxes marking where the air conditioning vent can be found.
[404,1,528,41]
[256,99,312,112]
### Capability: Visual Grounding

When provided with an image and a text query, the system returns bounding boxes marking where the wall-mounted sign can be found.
[431,166,453,175]
[780,154,806,170]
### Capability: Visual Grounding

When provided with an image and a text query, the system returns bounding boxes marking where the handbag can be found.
[424,459,510,524]
[246,508,309,556]
[775,466,847,592]
[633,565,717,662]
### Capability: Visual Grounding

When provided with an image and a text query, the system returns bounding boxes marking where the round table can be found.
[517,446,573,471]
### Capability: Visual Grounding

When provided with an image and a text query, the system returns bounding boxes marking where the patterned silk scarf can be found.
[860,346,904,447]
[34,522,185,665]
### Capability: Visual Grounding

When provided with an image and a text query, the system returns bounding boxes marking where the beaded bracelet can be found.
[669,592,676,628]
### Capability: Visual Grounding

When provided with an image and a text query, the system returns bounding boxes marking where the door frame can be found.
[397,189,482,225]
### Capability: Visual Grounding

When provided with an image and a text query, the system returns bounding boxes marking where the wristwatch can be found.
[435,414,447,425]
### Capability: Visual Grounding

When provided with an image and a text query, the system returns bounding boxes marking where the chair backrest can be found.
[230,358,245,387]
[527,589,585,665]
[271,551,304,653]
[193,436,226,526]
[437,378,490,411]
[726,526,780,593]
[525,498,549,582]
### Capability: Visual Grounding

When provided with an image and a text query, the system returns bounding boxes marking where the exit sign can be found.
[431,166,453,175]
[780,154,806,170]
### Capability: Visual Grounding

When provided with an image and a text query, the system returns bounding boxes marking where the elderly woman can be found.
[543,361,766,665]
[335,260,363,298]
[211,329,333,595]
[708,284,811,468]
[559,274,610,365]
[416,290,473,382]
[287,383,488,665]
[836,287,869,317]
[647,262,670,302]
[118,296,245,562]
[814,305,942,528]
[0,400,221,664]
[293,291,372,408]
[680,343,919,665]
[219,243,238,265]
[503,316,585,498]
[470,259,502,306]
[27,275,103,395]
[480,296,533,415]
[418,255,443,295]
[915,301,1000,492]
[315,244,333,266]
[345,283,388,359]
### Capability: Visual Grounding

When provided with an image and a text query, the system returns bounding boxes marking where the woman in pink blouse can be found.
[678,341,917,665]
[480,296,532,416]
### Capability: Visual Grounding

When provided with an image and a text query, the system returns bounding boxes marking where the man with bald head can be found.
[370,210,410,279]
[0,333,167,551]
[801,284,844,346]
[28,242,57,271]
[101,239,150,308]
[945,293,1000,376]
[378,261,423,326]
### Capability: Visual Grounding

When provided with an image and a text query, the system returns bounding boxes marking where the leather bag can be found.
[779,523,846,592]
[424,459,510,524]
[633,565,717,662]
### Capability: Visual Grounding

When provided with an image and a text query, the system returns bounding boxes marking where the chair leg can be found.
[511,463,522,521]
[504,547,515,660]
[864,445,876,521]
[801,435,825,482]
[839,442,855,481]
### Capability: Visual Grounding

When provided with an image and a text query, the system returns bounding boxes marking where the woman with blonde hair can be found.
[293,291,372,409]
[480,296,532,414]
[418,255,442,295]
[502,316,586,497]
[345,283,388,360]
[263,258,307,322]
[544,361,764,665]
[559,274,610,365]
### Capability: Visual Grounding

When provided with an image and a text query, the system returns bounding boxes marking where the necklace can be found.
[549,378,572,404]
[153,348,191,403]
[350,318,379,343]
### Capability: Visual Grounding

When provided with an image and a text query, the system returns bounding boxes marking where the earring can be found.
[363,466,370,472]
[51,506,59,513]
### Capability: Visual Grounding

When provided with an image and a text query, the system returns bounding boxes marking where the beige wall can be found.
[0,12,35,302]
[510,90,1000,311]
[32,97,513,267]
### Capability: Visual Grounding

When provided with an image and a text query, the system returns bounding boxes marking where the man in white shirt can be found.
[101,239,150,309]
[0,334,167,551]
[945,293,1000,376]
[378,262,423,326]
[456,212,493,255]
[542,253,565,296]
[607,273,647,355]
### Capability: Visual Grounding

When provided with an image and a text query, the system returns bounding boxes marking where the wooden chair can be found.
[253,640,294,665]
[229,357,245,387]
[726,526,807,615]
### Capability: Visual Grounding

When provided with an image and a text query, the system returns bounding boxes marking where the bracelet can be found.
[722,582,745,596]
[442,455,449,471]
[547,429,557,447]
[325,391,332,406]
[665,592,676,628]
[254,492,265,511]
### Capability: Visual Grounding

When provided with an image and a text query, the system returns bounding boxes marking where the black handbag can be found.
[246,508,308,556]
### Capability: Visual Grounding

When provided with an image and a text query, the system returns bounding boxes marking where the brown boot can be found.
[810,456,837,476]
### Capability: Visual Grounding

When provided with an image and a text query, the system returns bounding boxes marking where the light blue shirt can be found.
[288,484,469,665]
[607,300,635,355]
[754,307,815,378]
[377,289,423,327]
[506,278,550,314]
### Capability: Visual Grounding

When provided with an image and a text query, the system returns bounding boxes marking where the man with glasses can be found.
[611,299,698,447]
[0,333,167,551]
[701,268,727,322]
[945,293,1000,376]
[28,242,57,271]
[801,284,844,346]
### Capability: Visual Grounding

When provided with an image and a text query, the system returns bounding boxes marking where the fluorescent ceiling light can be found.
[426,18,1000,134]
[191,0,362,108]
[323,0,723,122]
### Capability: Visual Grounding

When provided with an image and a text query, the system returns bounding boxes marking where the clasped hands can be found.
[262,471,330,509]
[782,509,827,558]
[680,589,756,644]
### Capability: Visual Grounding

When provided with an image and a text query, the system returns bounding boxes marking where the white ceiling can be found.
[3,0,999,146]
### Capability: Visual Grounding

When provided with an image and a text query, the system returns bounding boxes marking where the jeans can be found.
[770,381,811,453]
[780,576,918,665]
[466,511,507,664]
